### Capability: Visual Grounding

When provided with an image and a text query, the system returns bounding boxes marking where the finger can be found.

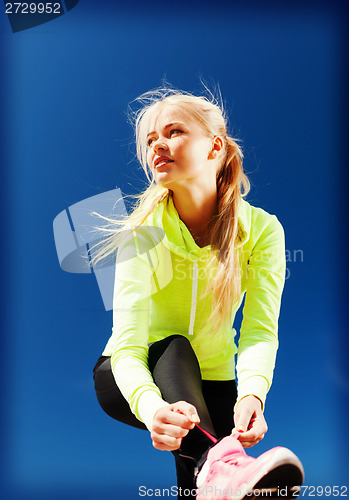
[231,428,245,439]
[234,406,253,432]
[152,434,182,451]
[151,429,183,447]
[231,428,261,445]
[156,423,190,439]
[239,433,265,448]
[240,438,264,448]
[172,401,200,423]
[161,411,196,430]
[239,432,265,442]
[241,441,256,448]
[239,429,265,442]
[238,420,267,441]
[152,416,187,436]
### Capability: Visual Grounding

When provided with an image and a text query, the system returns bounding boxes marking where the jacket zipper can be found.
[188,260,198,335]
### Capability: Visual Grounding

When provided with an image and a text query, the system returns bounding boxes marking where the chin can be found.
[155,176,173,188]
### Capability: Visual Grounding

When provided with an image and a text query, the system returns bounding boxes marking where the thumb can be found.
[172,402,200,424]
[234,406,251,432]
[236,422,248,432]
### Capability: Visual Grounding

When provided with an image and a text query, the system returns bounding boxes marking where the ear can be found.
[208,136,225,159]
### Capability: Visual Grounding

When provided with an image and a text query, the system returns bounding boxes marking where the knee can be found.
[167,334,192,345]
[158,334,193,354]
[148,335,196,372]
[171,335,195,358]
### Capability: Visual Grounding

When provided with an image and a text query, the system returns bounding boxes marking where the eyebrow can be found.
[147,122,186,139]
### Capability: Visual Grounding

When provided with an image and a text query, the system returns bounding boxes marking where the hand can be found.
[232,395,268,448]
[151,401,200,451]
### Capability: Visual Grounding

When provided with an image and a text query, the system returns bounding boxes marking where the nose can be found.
[153,138,168,153]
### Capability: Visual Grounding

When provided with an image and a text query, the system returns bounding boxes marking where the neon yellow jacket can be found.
[102,195,286,430]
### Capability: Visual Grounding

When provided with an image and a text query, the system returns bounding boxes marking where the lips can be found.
[154,156,173,168]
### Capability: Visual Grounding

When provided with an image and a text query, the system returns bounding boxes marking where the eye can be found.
[147,128,183,147]
[169,129,183,137]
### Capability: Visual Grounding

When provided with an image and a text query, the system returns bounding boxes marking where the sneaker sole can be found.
[197,445,304,500]
[243,448,304,500]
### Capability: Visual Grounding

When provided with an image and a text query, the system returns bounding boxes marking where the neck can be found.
[172,183,218,246]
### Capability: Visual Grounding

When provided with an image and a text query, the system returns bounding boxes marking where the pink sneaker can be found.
[196,434,304,500]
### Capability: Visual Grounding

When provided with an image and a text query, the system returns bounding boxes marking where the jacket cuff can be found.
[235,375,269,412]
[136,390,170,431]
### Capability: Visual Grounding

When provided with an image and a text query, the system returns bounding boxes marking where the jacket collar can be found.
[151,194,251,255]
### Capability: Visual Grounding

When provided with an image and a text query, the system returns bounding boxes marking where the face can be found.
[146,105,216,190]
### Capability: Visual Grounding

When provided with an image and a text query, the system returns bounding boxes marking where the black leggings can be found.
[93,335,237,497]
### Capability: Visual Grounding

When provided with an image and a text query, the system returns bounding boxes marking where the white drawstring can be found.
[188,260,198,335]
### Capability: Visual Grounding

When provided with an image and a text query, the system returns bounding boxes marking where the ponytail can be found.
[205,136,250,332]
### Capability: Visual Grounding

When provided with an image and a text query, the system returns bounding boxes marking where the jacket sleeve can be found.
[103,229,170,430]
[236,215,286,410]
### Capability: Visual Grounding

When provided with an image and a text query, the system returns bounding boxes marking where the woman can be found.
[93,86,303,499]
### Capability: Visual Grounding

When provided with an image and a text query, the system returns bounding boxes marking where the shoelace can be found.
[195,425,252,468]
[195,424,218,443]
[202,452,253,486]
[222,452,253,467]
[195,424,253,466]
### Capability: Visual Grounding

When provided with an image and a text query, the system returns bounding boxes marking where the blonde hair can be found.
[93,85,250,331]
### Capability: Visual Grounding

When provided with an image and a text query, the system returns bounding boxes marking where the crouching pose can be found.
[93,86,304,499]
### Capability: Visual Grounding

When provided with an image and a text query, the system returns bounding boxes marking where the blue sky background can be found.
[0,1,348,498]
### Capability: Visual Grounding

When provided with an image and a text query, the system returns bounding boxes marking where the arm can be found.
[105,229,170,430]
[234,215,286,445]
[108,229,201,446]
